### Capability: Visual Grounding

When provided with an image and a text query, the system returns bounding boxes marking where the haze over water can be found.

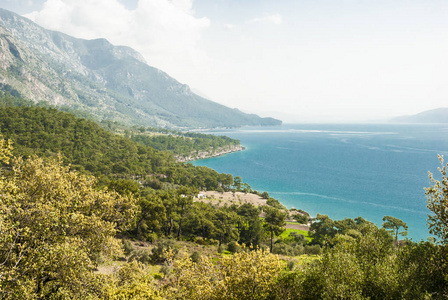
[193,124,448,241]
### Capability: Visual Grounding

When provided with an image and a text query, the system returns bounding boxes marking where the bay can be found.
[192,124,448,241]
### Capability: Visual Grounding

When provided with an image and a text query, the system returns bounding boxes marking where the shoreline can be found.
[175,144,245,162]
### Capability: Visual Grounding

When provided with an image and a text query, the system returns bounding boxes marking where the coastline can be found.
[175,144,245,162]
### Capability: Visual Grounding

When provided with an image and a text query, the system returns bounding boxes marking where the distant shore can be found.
[175,144,245,162]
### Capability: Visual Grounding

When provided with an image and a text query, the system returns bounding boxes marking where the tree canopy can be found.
[0,144,137,298]
[426,155,448,244]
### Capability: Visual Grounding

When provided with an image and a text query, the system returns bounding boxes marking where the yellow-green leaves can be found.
[426,155,448,244]
[0,136,12,164]
[0,149,137,298]
[165,248,282,300]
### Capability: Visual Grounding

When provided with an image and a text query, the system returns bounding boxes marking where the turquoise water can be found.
[192,124,448,241]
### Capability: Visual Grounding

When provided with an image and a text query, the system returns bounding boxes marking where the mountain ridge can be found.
[0,8,281,128]
[391,107,448,124]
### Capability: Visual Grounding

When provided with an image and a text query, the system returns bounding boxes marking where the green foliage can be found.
[266,197,287,209]
[122,240,134,256]
[293,214,309,224]
[131,130,240,159]
[382,215,408,242]
[304,244,322,255]
[263,206,287,252]
[166,248,283,300]
[310,214,374,246]
[1,93,448,299]
[279,228,312,242]
[396,241,448,298]
[0,89,32,106]
[0,105,174,176]
[272,241,304,256]
[107,178,141,197]
[235,203,265,247]
[150,240,177,264]
[261,191,269,199]
[233,176,243,190]
[0,151,136,299]
[426,155,448,244]
[129,249,152,265]
[0,101,238,193]
[287,260,295,271]
[227,241,241,253]
[288,232,306,243]
[190,251,201,263]
[106,261,163,299]
[309,214,337,246]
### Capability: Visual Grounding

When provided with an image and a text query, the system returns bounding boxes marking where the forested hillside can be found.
[131,131,241,161]
[0,93,447,299]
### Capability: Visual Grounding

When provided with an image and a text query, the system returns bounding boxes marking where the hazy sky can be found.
[2,0,448,122]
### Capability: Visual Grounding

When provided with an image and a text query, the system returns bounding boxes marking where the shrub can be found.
[289,232,306,243]
[227,241,241,253]
[123,240,134,256]
[294,214,309,224]
[287,260,295,271]
[129,249,152,264]
[151,239,176,264]
[304,244,322,255]
[190,251,201,263]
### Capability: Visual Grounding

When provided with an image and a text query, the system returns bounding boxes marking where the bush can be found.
[266,197,286,209]
[289,232,306,243]
[287,260,295,271]
[190,251,201,263]
[129,249,152,264]
[227,241,241,253]
[160,264,172,277]
[272,242,304,256]
[304,244,321,255]
[151,239,176,264]
[123,240,134,256]
[294,214,309,224]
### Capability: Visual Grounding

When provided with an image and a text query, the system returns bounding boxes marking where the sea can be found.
[192,123,448,241]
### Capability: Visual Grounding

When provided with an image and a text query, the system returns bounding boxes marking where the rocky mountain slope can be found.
[0,8,281,128]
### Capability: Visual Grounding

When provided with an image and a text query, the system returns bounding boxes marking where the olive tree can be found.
[0,142,137,298]
[426,155,448,244]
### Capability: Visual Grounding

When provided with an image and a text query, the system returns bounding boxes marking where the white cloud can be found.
[25,0,210,77]
[248,13,282,25]
[223,23,236,30]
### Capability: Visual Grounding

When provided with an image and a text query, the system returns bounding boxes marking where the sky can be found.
[1,0,448,123]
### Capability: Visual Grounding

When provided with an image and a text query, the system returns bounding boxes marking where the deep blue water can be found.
[192,124,448,241]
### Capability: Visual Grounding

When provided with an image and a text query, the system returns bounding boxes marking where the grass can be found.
[280,228,312,242]
[295,254,321,265]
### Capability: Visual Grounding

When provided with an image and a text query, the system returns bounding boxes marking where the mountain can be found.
[391,108,448,124]
[0,8,281,128]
